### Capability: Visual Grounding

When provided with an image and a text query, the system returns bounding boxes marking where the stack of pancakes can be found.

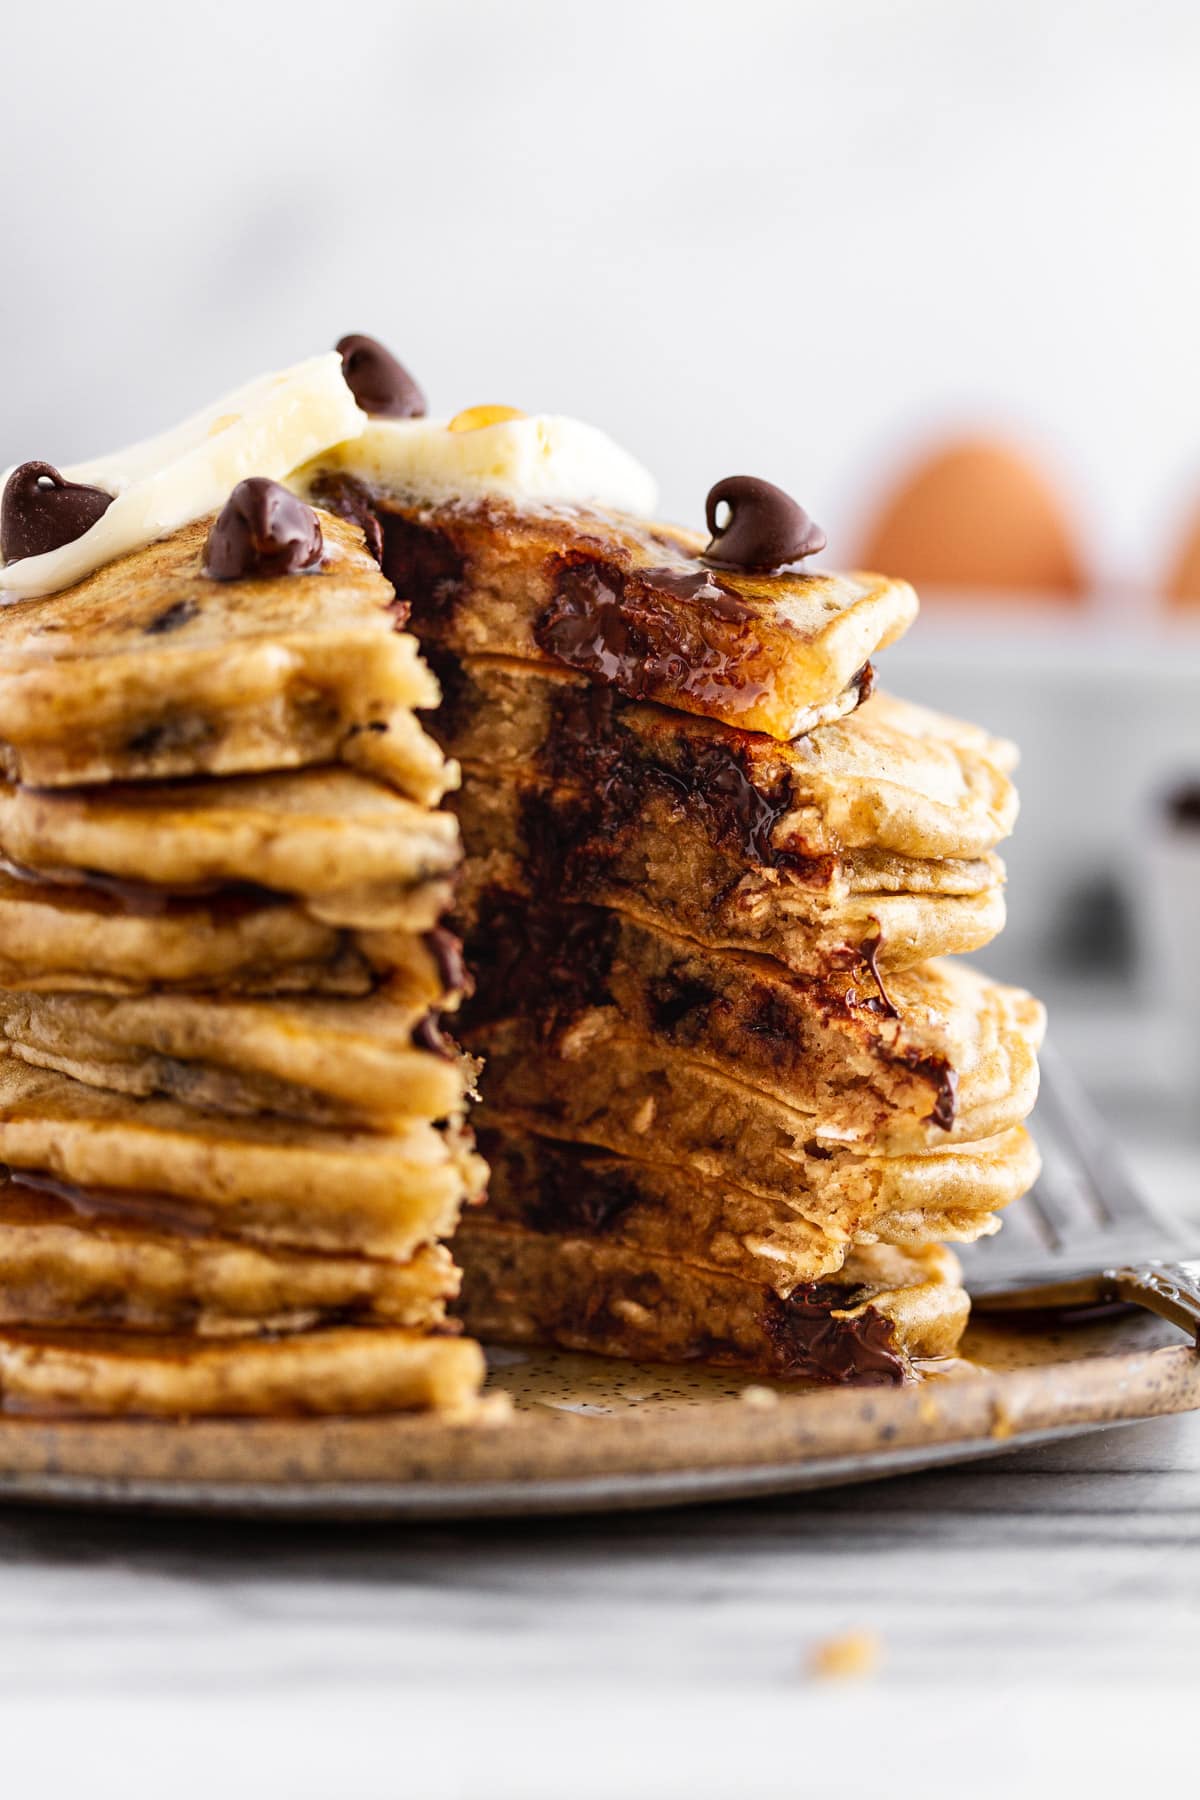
[301,474,1045,1384]
[0,344,1047,1403]
[0,502,486,1415]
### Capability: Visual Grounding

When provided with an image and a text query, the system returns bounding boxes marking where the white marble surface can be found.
[2,1408,1199,1800]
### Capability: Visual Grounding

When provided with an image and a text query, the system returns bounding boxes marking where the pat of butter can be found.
[300,413,658,519]
[0,353,367,601]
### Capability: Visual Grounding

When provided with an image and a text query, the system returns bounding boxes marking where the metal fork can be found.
[958,1040,1200,1341]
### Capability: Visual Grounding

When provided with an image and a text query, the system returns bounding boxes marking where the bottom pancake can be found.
[0,1179,459,1335]
[0,1323,485,1417]
[454,1222,968,1384]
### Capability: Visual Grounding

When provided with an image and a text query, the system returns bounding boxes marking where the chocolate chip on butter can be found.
[204,479,323,580]
[703,475,826,572]
[337,333,427,419]
[1,461,114,564]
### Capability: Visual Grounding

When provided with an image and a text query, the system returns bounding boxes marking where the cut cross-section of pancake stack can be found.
[304,423,1046,1385]
[0,370,488,1417]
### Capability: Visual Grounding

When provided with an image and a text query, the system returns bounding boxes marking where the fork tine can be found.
[958,1044,1190,1296]
[1037,1041,1148,1230]
[1020,1184,1063,1253]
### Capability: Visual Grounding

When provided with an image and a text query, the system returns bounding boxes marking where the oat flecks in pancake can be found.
[464,907,1044,1151]
[0,512,455,802]
[454,1223,968,1378]
[475,1109,1039,1254]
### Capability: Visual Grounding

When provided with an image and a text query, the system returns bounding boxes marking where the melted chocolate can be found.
[761,1284,906,1384]
[124,713,217,762]
[861,932,899,1019]
[0,852,281,918]
[647,971,716,1034]
[703,475,825,572]
[515,686,837,896]
[306,471,384,565]
[413,1012,455,1060]
[480,1130,643,1237]
[534,554,770,716]
[0,462,113,564]
[143,597,200,636]
[465,890,617,1030]
[901,1050,958,1131]
[6,1168,220,1241]
[380,511,466,619]
[205,479,323,581]
[636,564,752,619]
[423,925,469,998]
[336,334,426,419]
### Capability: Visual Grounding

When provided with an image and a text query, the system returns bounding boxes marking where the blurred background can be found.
[1,0,1197,1188]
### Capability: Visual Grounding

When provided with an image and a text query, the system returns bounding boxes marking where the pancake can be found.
[477,1027,1039,1227]
[466,905,1044,1151]
[302,472,917,739]
[0,987,473,1125]
[475,1126,1019,1291]
[0,1060,486,1258]
[0,1322,485,1416]
[454,1222,967,1381]
[0,512,456,802]
[0,870,461,997]
[0,766,460,931]
[457,780,1006,976]
[436,657,1018,864]
[0,1180,458,1334]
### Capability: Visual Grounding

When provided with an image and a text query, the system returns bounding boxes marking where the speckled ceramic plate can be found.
[0,1310,1197,1518]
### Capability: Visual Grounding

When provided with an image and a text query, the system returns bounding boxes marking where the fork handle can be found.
[1107,1261,1200,1341]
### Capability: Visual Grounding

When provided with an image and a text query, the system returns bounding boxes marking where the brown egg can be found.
[858,438,1087,601]
[1165,505,1200,607]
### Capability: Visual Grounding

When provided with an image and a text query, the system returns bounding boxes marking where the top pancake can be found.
[305,474,918,740]
[0,511,454,802]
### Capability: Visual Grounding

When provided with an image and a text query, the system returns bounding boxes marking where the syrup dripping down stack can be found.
[309,458,1046,1384]
[0,473,486,1416]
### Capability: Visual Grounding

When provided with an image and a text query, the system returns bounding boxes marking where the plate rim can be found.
[0,1332,1195,1519]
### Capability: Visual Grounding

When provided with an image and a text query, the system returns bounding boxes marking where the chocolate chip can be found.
[703,475,826,572]
[204,479,323,581]
[336,334,427,419]
[423,926,469,998]
[413,1013,454,1060]
[144,598,199,636]
[306,471,383,562]
[1,462,113,565]
[1166,783,1200,830]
